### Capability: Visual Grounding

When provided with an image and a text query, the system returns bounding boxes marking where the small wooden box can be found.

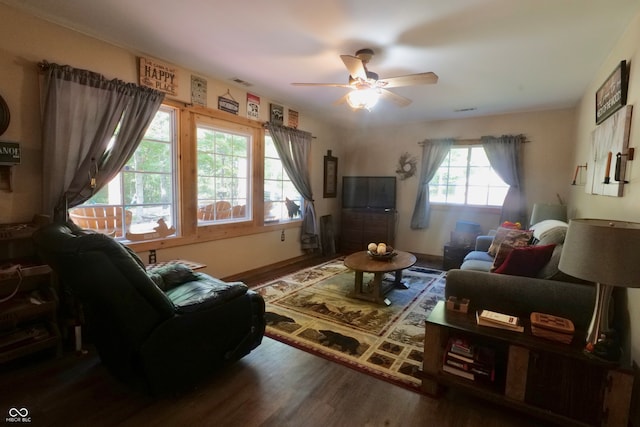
[530,312,574,344]
[446,296,469,313]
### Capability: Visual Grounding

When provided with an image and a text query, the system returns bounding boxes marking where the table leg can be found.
[354,271,364,294]
[393,269,409,289]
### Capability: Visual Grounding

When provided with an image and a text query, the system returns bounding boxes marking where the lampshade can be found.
[559,218,640,347]
[346,88,380,111]
[559,219,640,286]
[529,203,567,228]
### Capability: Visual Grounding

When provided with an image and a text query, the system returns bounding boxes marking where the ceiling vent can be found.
[230,77,253,87]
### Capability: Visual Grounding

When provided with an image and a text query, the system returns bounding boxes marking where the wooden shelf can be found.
[0,219,61,364]
[422,301,634,427]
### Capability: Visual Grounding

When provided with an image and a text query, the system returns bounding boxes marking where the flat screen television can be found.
[342,176,396,209]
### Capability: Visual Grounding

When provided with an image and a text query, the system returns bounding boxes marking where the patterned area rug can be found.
[253,257,446,392]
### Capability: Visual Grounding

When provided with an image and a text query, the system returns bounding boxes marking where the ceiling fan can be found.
[292,48,438,110]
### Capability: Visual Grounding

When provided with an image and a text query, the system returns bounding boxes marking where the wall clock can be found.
[396,152,417,180]
[0,94,10,136]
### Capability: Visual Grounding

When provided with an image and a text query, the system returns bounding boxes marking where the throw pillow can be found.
[536,226,568,246]
[487,227,534,256]
[494,244,556,277]
[530,220,568,244]
[148,263,199,291]
[490,242,514,272]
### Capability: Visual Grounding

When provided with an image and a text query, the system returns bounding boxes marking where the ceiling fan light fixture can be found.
[346,88,380,111]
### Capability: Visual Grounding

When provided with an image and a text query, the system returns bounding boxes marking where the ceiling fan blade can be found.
[340,55,367,80]
[380,89,412,107]
[380,72,438,88]
[291,82,351,88]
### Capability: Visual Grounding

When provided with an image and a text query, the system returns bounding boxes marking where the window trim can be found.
[126,103,308,252]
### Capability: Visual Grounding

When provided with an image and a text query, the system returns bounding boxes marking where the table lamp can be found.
[558,219,640,350]
[529,203,567,228]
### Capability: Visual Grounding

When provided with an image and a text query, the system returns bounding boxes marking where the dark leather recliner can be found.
[33,222,265,394]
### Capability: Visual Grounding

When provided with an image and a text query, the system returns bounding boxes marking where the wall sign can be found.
[323,150,338,198]
[191,75,207,106]
[288,109,299,129]
[139,57,178,96]
[270,103,283,125]
[0,141,20,165]
[247,93,260,120]
[596,60,628,125]
[218,92,239,115]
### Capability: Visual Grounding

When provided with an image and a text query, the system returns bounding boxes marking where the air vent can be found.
[454,107,477,112]
[230,77,253,87]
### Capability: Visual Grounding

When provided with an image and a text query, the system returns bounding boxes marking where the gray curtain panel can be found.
[40,62,164,222]
[266,123,319,251]
[481,134,526,226]
[410,138,454,229]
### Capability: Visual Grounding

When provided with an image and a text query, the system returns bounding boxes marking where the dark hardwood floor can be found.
[0,254,557,427]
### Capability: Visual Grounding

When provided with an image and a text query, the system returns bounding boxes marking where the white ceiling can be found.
[3,0,640,128]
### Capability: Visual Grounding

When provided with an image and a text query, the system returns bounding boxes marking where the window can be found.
[196,121,251,223]
[264,134,303,223]
[430,146,508,206]
[71,105,179,239]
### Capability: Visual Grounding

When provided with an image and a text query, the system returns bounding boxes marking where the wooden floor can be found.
[0,255,557,427]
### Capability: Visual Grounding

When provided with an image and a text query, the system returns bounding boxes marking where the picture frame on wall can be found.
[595,60,628,125]
[270,103,284,125]
[323,150,338,198]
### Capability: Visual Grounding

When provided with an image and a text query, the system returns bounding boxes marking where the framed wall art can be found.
[323,150,338,198]
[595,60,628,125]
[270,103,283,125]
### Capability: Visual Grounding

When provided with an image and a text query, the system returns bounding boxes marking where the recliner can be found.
[32,222,265,395]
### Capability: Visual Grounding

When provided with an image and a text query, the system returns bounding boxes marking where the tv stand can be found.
[340,208,396,253]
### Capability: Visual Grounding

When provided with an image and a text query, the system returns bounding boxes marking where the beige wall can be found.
[571,10,640,364]
[0,4,344,278]
[342,108,576,256]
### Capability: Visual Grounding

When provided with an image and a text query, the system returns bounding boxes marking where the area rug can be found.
[252,257,446,392]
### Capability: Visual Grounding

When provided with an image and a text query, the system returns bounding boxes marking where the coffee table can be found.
[343,250,417,305]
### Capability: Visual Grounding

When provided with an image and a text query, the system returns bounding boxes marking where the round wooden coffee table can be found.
[343,250,417,305]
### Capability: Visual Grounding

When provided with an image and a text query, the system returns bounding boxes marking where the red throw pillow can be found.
[494,244,556,277]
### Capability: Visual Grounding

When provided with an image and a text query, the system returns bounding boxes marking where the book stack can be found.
[476,309,524,333]
[442,337,495,382]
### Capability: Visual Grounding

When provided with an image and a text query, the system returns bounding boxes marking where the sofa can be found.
[33,222,266,395]
[445,220,596,334]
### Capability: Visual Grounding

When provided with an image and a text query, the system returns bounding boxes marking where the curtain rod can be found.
[418,136,529,145]
[263,122,316,139]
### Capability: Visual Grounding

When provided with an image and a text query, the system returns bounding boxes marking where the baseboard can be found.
[221,253,327,283]
[413,252,444,267]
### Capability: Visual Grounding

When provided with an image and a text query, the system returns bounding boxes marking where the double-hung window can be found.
[196,119,251,224]
[430,145,508,206]
[71,105,178,239]
[263,134,304,223]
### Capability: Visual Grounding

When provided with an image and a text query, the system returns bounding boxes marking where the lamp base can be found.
[586,282,613,346]
[585,283,623,361]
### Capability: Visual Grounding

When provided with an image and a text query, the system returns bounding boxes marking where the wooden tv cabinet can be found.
[422,301,633,427]
[340,208,396,254]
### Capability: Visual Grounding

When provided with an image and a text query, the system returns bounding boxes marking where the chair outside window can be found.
[69,206,132,237]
